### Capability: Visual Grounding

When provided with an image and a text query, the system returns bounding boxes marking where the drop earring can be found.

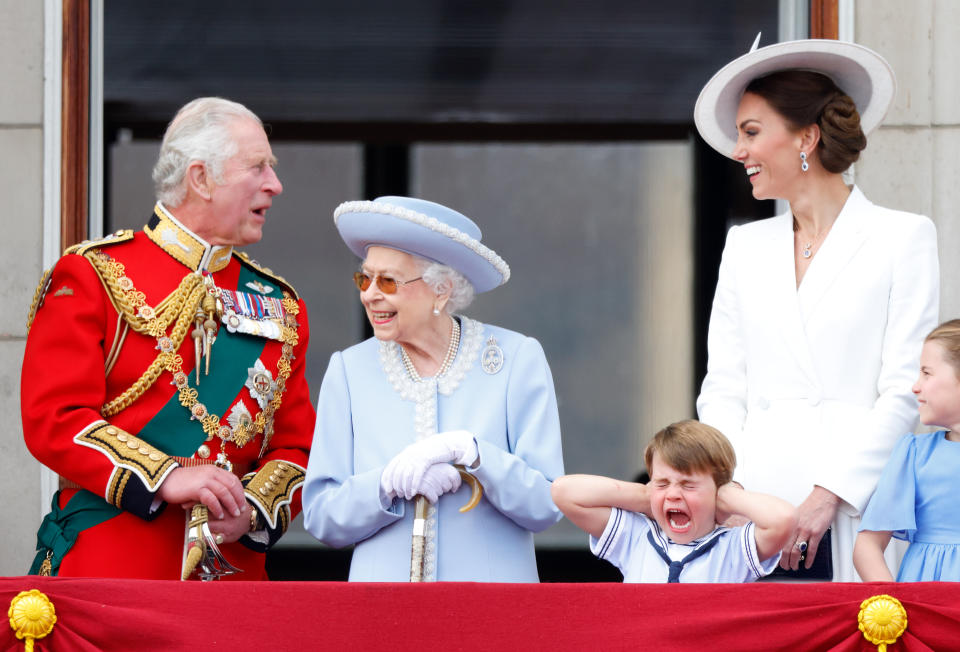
[800,151,809,172]
[433,307,441,316]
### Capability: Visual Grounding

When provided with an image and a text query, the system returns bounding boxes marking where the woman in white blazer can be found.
[693,39,939,581]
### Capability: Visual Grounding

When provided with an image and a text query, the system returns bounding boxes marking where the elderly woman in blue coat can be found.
[303,196,565,581]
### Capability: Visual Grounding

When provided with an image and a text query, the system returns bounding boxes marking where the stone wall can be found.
[0,0,45,575]
[855,0,959,320]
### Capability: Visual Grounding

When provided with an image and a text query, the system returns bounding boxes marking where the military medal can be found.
[220,288,286,341]
[245,360,277,409]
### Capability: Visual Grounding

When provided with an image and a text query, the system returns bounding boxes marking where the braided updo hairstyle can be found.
[745,70,867,173]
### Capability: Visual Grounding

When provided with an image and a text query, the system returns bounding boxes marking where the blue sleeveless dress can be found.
[860,431,960,581]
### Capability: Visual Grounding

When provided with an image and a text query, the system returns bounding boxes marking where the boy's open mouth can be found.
[667,509,691,531]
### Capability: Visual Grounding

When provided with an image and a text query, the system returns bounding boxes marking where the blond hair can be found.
[925,319,960,378]
[644,420,736,488]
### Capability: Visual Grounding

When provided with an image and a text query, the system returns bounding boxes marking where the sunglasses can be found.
[353,271,423,294]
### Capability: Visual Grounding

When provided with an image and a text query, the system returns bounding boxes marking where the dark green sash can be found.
[138,265,279,455]
[29,264,280,575]
[29,490,120,575]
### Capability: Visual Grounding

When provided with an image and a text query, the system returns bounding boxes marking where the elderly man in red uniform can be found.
[21,97,315,580]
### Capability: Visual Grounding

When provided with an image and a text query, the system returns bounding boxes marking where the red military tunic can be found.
[22,204,315,579]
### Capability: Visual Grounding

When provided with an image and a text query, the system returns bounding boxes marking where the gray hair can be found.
[152,97,262,207]
[416,258,475,314]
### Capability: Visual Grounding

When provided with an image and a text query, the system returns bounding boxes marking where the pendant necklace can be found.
[794,218,828,259]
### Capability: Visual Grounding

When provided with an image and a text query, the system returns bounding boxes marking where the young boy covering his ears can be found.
[552,420,797,582]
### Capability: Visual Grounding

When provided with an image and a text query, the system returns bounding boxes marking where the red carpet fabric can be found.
[2,577,958,651]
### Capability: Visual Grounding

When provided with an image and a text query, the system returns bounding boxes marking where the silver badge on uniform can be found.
[227,402,253,431]
[481,336,504,374]
[245,360,277,408]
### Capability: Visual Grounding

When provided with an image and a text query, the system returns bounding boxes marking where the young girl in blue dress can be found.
[855,319,960,581]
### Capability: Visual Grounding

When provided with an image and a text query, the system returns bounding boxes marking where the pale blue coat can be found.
[303,317,564,581]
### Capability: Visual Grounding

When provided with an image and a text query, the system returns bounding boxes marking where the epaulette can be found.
[27,230,136,330]
[234,250,300,301]
[64,229,136,256]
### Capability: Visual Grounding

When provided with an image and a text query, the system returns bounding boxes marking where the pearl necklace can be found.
[401,317,461,382]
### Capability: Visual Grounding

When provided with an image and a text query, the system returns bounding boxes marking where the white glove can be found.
[413,463,463,503]
[380,430,478,500]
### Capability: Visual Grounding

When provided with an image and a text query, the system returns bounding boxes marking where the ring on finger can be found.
[794,540,808,553]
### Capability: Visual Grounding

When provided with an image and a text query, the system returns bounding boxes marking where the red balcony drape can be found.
[3,577,960,651]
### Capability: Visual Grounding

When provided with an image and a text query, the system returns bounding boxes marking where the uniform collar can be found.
[144,202,233,273]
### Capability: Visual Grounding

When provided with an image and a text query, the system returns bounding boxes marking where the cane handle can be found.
[455,466,483,513]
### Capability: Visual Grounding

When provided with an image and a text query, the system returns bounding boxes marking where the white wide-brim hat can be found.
[333,196,510,294]
[694,37,896,158]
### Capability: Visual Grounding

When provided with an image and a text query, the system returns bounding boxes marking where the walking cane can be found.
[409,465,482,582]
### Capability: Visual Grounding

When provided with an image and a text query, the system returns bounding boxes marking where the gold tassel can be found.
[201,285,220,376]
[191,320,204,384]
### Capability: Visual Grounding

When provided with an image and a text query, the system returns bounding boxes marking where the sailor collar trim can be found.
[647,516,729,551]
[145,202,233,273]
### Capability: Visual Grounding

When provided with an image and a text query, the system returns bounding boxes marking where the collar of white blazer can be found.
[694,35,896,159]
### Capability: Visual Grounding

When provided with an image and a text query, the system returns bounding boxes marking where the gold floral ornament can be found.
[858,594,907,652]
[8,589,57,651]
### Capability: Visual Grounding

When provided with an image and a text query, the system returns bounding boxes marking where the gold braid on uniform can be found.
[87,249,208,416]
[88,248,301,465]
[26,230,136,331]
[74,421,177,493]
[26,268,54,331]
[243,460,306,530]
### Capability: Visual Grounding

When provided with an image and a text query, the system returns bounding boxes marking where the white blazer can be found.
[697,186,939,579]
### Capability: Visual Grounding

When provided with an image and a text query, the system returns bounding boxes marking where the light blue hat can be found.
[333,196,510,293]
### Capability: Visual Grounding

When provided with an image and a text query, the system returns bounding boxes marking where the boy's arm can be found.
[853,530,895,581]
[551,474,650,539]
[716,483,797,561]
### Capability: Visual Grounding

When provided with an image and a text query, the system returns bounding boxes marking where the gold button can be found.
[138,445,150,454]
[126,440,139,449]
[197,445,210,459]
[269,474,279,483]
[106,426,118,435]
[264,482,275,491]
[149,452,162,461]
[277,463,288,471]
[258,487,268,496]
[117,433,129,442]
